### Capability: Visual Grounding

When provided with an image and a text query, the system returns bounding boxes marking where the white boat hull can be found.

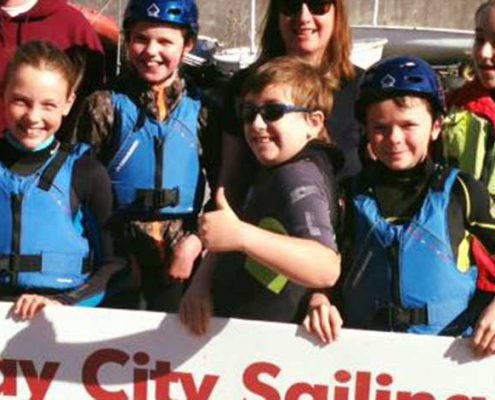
[352,25,474,64]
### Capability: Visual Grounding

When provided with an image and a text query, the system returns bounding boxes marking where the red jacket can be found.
[448,78,495,129]
[0,0,105,135]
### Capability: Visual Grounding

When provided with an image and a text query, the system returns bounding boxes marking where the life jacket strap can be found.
[136,188,180,209]
[0,254,93,274]
[373,305,428,331]
[38,143,73,191]
[0,254,41,272]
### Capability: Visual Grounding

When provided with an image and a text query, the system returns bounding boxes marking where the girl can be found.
[1,40,127,319]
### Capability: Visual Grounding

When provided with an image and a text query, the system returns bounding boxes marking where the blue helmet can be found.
[355,56,446,122]
[123,0,199,37]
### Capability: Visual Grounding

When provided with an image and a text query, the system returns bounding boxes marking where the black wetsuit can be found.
[213,141,342,323]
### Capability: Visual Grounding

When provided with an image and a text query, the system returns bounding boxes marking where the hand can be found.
[199,187,245,252]
[303,292,343,344]
[472,299,495,357]
[169,234,203,280]
[179,276,213,336]
[13,294,62,320]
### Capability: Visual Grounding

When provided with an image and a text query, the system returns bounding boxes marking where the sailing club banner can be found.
[0,302,493,399]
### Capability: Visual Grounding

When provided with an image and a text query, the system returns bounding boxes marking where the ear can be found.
[62,92,76,117]
[430,117,442,141]
[305,110,325,140]
[183,37,195,55]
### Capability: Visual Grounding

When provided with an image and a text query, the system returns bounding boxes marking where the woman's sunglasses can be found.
[278,0,334,16]
[240,102,314,124]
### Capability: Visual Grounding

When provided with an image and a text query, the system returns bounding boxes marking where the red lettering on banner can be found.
[397,392,435,400]
[243,361,281,400]
[355,372,371,400]
[334,370,351,400]
[376,373,393,400]
[241,362,489,400]
[0,359,17,396]
[0,359,59,400]
[151,361,180,400]
[19,360,59,400]
[133,352,150,400]
[180,372,218,400]
[83,348,130,400]
[285,383,328,399]
[82,349,220,400]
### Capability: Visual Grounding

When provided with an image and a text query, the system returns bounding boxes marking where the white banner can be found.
[0,302,493,400]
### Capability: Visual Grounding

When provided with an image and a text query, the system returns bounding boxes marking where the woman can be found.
[220,0,363,206]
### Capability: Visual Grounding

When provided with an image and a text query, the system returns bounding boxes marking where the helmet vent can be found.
[167,7,182,16]
[405,76,424,84]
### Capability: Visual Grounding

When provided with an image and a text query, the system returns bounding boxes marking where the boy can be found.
[74,0,216,312]
[304,56,495,356]
[179,56,342,335]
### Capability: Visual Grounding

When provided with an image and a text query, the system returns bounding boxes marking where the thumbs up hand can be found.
[199,187,245,252]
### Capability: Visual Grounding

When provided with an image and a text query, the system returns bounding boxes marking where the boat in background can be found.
[352,25,473,64]
[351,38,388,69]
[70,3,120,44]
[210,37,389,74]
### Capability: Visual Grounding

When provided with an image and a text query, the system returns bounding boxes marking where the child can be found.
[179,56,342,335]
[0,40,127,319]
[442,0,495,196]
[73,0,216,312]
[0,0,105,139]
[304,56,495,356]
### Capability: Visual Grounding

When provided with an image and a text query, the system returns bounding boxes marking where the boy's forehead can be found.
[244,83,293,102]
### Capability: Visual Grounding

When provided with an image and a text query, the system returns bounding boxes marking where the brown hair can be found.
[365,95,435,124]
[241,55,338,141]
[256,0,355,84]
[475,0,495,24]
[3,41,79,96]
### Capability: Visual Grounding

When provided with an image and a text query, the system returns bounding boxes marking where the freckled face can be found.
[4,65,74,150]
[128,21,193,88]
[366,99,441,170]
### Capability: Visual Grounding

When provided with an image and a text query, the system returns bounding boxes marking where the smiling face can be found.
[127,21,193,89]
[3,64,74,150]
[278,2,335,64]
[243,84,323,166]
[474,5,495,89]
[366,97,441,171]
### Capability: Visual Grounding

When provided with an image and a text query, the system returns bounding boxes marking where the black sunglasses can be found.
[278,0,334,16]
[240,102,314,124]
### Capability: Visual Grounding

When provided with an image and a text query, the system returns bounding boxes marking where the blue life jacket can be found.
[343,167,477,335]
[0,144,94,290]
[107,90,204,219]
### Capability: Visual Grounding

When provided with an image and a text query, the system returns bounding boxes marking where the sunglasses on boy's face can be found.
[240,102,314,124]
[278,0,334,16]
